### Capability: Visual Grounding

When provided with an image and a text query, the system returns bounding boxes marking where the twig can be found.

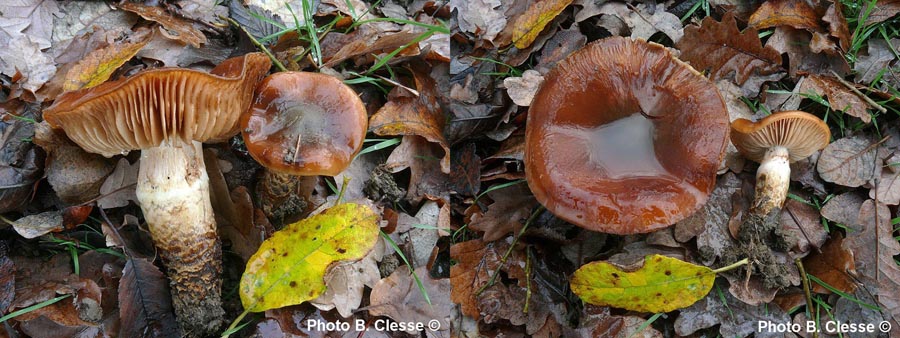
[220,16,288,72]
[829,70,887,114]
[795,258,818,338]
[476,206,545,296]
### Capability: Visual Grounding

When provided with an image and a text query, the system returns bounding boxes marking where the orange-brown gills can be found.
[242,72,367,176]
[525,37,730,234]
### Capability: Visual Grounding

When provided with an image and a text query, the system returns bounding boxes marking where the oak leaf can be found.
[512,0,573,49]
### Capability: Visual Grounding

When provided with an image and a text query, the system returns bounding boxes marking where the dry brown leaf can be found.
[97,158,139,209]
[676,12,783,96]
[310,240,383,317]
[449,239,526,319]
[598,3,683,42]
[766,26,851,78]
[0,111,41,213]
[503,70,544,106]
[0,36,57,94]
[384,135,451,202]
[117,2,206,48]
[854,39,898,84]
[821,191,866,226]
[368,267,452,335]
[469,184,538,242]
[822,1,851,52]
[452,0,509,42]
[0,0,59,49]
[872,166,900,205]
[717,80,754,173]
[748,0,819,31]
[817,135,879,187]
[779,197,827,255]
[674,282,790,338]
[0,247,13,314]
[323,30,422,68]
[511,0,573,49]
[675,172,742,246]
[118,258,180,337]
[799,74,873,123]
[370,62,450,173]
[863,0,900,26]
[11,210,64,239]
[804,233,857,294]
[535,27,587,74]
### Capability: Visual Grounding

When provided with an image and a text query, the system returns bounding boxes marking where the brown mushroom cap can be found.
[43,53,272,157]
[241,72,367,176]
[525,37,729,234]
[731,111,831,163]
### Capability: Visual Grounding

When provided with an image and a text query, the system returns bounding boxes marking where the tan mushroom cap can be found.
[525,37,730,234]
[241,72,368,176]
[43,53,272,157]
[731,111,831,163]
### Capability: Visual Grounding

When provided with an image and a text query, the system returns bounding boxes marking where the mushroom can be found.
[241,71,367,220]
[42,53,271,336]
[525,37,730,234]
[730,111,830,215]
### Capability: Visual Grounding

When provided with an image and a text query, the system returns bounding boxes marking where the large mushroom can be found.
[43,53,271,336]
[525,37,730,234]
[730,111,830,215]
[240,71,367,217]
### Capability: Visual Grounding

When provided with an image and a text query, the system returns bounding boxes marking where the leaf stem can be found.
[711,258,749,274]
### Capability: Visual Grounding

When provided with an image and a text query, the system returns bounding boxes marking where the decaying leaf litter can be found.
[1,0,900,338]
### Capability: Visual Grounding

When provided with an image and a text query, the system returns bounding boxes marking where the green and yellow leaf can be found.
[570,254,716,313]
[512,0,573,49]
[239,203,380,312]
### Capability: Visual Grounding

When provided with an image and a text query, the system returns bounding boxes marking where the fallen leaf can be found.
[97,158,139,209]
[512,0,573,49]
[0,111,41,213]
[0,0,59,49]
[804,233,856,294]
[863,0,900,26]
[503,70,544,106]
[370,62,450,173]
[799,74,873,123]
[779,197,827,255]
[35,120,115,205]
[469,184,538,242]
[534,27,587,74]
[11,210,64,239]
[240,203,380,312]
[49,1,139,61]
[384,135,451,202]
[822,1,850,52]
[323,30,423,68]
[368,266,452,334]
[310,244,381,317]
[118,258,181,338]
[748,0,819,31]
[821,191,866,226]
[675,172,743,262]
[817,135,879,187]
[0,35,57,93]
[676,12,783,96]
[766,26,850,78]
[563,305,661,338]
[717,80,754,173]
[872,165,900,205]
[404,200,443,268]
[449,238,526,319]
[117,2,207,48]
[674,281,790,338]
[63,31,152,91]
[598,3,683,42]
[451,0,509,42]
[854,39,898,84]
[571,254,716,313]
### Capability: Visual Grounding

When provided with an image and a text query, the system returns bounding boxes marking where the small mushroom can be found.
[525,37,730,234]
[241,72,367,219]
[43,53,271,336]
[730,111,830,215]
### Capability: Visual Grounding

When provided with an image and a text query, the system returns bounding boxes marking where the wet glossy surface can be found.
[241,72,367,176]
[524,37,730,234]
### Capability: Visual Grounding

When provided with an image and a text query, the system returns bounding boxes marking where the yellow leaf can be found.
[570,254,716,313]
[63,35,151,91]
[239,203,380,312]
[512,0,573,49]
